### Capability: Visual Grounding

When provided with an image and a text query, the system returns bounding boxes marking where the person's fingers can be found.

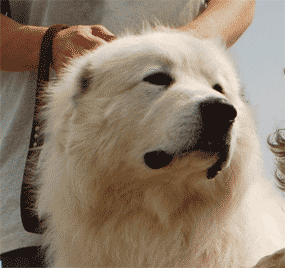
[52,25,116,73]
[91,25,116,42]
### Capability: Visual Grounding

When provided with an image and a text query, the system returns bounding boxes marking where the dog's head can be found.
[48,28,246,181]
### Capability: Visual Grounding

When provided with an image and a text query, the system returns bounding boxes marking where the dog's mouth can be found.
[143,98,237,179]
[144,151,173,170]
[143,142,229,179]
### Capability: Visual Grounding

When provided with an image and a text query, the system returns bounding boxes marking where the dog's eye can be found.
[143,72,173,87]
[212,83,223,94]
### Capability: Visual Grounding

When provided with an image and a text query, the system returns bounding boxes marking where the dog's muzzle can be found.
[144,98,237,179]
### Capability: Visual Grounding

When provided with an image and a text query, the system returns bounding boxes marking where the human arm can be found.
[0,14,116,72]
[0,14,48,72]
[178,0,256,47]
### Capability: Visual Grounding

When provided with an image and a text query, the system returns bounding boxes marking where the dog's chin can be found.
[143,141,230,179]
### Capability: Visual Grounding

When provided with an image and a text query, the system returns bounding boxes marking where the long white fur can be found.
[36,28,285,267]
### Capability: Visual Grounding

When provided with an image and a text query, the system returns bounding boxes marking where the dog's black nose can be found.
[199,98,237,125]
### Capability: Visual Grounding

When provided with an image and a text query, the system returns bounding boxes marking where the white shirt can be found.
[0,0,205,254]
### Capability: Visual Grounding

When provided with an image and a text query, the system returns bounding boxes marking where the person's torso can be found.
[9,0,205,34]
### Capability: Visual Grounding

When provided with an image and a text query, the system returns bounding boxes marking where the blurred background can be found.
[231,0,285,190]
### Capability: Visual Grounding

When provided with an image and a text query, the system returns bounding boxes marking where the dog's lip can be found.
[143,150,173,170]
[143,149,214,167]
[206,153,227,179]
[144,145,229,179]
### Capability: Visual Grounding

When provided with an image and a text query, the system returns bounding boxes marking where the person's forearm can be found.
[179,0,256,47]
[0,15,48,72]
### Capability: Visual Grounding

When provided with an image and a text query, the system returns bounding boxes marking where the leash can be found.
[21,24,70,234]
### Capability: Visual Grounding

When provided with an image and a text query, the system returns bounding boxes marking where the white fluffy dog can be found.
[36,28,285,267]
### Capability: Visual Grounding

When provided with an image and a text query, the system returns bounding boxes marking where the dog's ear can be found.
[72,64,93,102]
[79,65,93,95]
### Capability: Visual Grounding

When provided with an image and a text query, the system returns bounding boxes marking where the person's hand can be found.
[52,25,116,72]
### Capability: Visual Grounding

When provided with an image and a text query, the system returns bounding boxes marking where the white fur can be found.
[36,28,285,267]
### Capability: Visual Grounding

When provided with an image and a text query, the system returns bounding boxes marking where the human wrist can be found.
[1,22,48,72]
[19,25,49,71]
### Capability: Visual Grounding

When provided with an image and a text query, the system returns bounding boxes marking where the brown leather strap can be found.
[0,0,11,18]
[33,24,70,148]
[21,24,70,234]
